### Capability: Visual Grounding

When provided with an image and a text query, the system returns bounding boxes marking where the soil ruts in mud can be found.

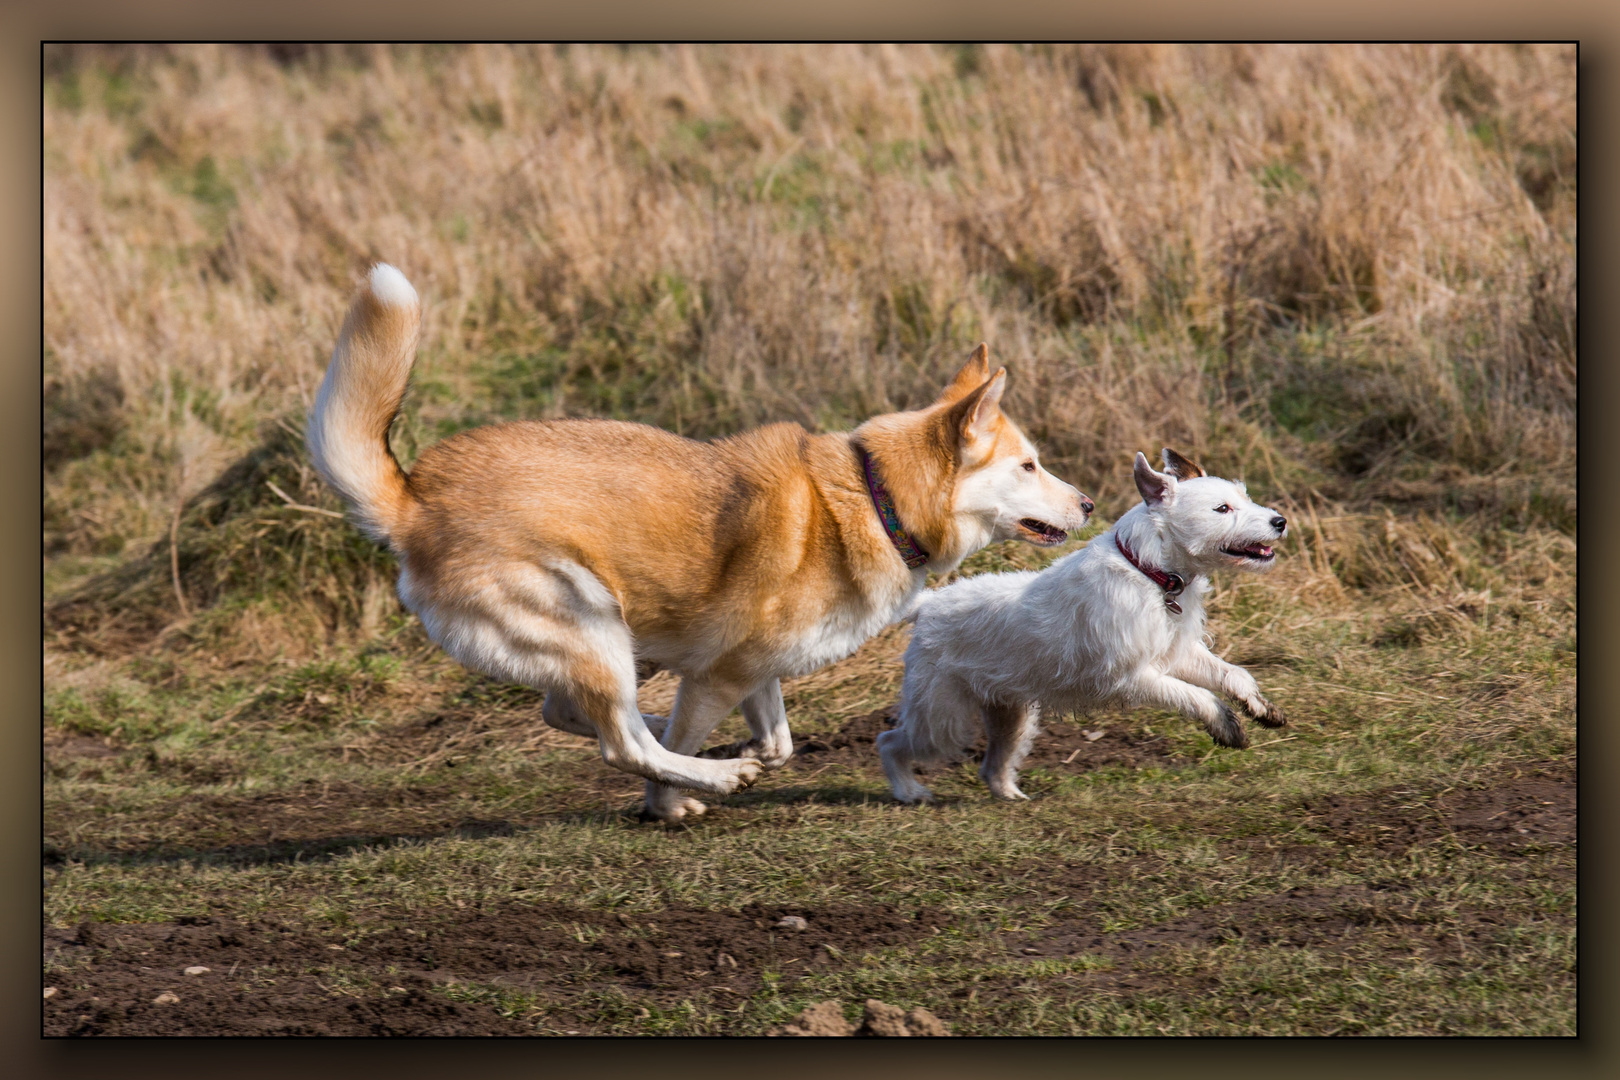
[43,903,932,1036]
[785,705,1189,777]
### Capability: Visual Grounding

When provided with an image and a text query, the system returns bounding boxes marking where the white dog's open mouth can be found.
[1018,518,1068,546]
[1222,542,1275,562]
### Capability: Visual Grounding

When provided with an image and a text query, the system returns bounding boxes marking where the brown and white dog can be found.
[308,264,1092,821]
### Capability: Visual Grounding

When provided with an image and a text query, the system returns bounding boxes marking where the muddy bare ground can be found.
[44,754,1573,1035]
[43,903,931,1036]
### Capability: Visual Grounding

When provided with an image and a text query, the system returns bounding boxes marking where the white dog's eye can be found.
[1021,460,1036,473]
[1213,504,1231,513]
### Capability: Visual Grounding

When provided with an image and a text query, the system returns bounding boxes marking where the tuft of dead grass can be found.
[45,45,1573,589]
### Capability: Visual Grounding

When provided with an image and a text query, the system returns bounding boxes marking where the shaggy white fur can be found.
[879,448,1290,803]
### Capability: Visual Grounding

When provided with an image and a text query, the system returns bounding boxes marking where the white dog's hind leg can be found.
[979,701,1040,800]
[1128,667,1249,749]
[880,676,983,803]
[642,676,751,823]
[877,724,937,804]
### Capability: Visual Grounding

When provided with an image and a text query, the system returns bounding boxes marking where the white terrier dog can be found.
[878,448,1289,804]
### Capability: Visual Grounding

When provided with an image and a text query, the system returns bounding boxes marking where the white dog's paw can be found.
[988,782,1030,802]
[1205,701,1250,749]
[888,776,937,804]
[640,795,709,824]
[1242,694,1287,729]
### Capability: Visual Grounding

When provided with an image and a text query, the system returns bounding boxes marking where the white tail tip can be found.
[368,263,418,308]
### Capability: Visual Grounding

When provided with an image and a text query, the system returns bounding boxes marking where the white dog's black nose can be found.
[1271,515,1287,533]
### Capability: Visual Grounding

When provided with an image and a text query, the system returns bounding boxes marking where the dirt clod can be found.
[902,1006,951,1037]
[777,1000,854,1036]
[857,999,951,1036]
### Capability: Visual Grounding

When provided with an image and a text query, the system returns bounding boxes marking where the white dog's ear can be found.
[1161,447,1205,479]
[1134,451,1177,505]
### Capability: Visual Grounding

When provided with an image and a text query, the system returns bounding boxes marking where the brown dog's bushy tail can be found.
[306,264,421,546]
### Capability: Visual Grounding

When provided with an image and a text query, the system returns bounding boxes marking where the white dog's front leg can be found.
[1129,667,1248,749]
[1167,648,1286,729]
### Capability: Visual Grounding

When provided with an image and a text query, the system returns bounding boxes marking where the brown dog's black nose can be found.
[1080,497,1095,515]
[1271,515,1287,532]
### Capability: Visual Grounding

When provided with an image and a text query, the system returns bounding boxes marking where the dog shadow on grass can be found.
[717,782,896,812]
[45,779,971,868]
[42,784,914,869]
[44,818,539,871]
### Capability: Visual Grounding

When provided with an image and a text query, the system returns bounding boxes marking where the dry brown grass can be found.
[43,43,1574,655]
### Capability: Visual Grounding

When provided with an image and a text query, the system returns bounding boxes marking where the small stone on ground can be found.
[775,915,809,931]
[43,987,57,999]
[184,965,210,976]
[152,992,180,1005]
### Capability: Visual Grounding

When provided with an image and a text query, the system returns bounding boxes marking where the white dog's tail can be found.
[306,264,422,546]
[896,589,940,627]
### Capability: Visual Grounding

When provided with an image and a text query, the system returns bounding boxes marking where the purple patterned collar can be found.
[855,444,930,570]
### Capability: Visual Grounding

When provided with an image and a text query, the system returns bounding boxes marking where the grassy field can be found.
[43,44,1574,1036]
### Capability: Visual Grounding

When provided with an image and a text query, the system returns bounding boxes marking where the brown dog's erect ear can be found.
[949,366,1007,447]
[1134,451,1177,505]
[1161,448,1206,480]
[935,343,993,406]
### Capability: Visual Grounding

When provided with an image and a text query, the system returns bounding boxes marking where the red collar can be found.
[1115,533,1188,614]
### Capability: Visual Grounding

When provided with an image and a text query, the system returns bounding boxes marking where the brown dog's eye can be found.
[1213,504,1231,513]
[1021,460,1036,473]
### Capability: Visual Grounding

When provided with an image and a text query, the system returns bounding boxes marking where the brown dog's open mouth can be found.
[1222,542,1275,562]
[1018,518,1068,546]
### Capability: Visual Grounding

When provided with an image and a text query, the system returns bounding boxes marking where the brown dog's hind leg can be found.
[543,690,668,740]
